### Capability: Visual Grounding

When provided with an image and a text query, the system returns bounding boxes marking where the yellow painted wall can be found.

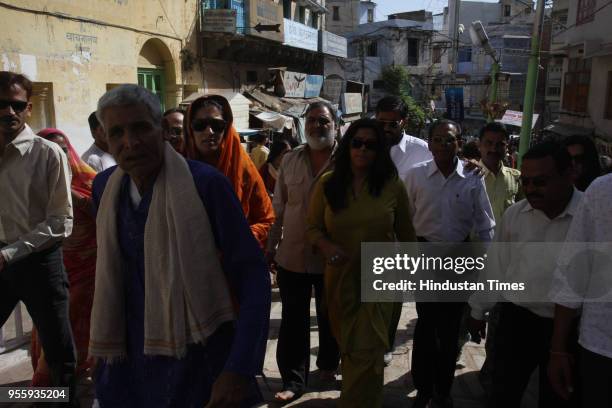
[0,0,202,153]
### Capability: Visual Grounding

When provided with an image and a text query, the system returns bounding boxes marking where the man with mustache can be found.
[476,122,522,390]
[82,111,117,172]
[267,101,340,402]
[469,141,581,408]
[0,71,77,405]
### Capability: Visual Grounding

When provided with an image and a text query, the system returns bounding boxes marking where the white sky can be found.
[375,0,500,20]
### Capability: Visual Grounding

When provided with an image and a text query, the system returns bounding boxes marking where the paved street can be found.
[0,291,539,407]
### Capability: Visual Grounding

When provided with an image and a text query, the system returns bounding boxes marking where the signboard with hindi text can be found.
[202,9,237,33]
[497,110,540,129]
[283,19,318,51]
[320,30,348,58]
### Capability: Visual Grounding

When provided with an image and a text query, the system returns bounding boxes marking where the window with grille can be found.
[562,58,591,113]
[504,5,511,17]
[576,0,596,25]
[408,39,419,66]
[433,46,442,64]
[367,40,377,57]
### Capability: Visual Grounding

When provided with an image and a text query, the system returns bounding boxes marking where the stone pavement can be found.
[0,290,539,407]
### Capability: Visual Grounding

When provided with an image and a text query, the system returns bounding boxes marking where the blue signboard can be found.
[304,75,324,98]
[445,87,464,121]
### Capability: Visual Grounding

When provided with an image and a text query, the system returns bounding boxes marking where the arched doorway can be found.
[137,38,177,111]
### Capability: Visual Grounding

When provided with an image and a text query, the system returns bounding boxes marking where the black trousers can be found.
[488,302,577,408]
[579,346,612,408]
[412,302,465,397]
[0,246,76,400]
[275,267,340,393]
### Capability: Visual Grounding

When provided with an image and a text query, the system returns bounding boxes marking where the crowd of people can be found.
[0,69,611,408]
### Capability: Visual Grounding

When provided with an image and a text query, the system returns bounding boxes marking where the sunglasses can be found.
[0,100,28,113]
[192,118,226,133]
[351,138,378,151]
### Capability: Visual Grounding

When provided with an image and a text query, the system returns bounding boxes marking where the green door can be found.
[137,68,165,111]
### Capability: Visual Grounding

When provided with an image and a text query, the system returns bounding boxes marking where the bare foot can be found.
[274,390,296,402]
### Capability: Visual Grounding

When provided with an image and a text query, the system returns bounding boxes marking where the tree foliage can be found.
[380,65,426,134]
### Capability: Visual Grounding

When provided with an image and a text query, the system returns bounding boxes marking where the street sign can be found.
[445,88,464,121]
[202,9,236,33]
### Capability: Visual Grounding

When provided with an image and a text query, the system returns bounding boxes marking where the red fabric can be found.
[31,129,97,385]
[185,95,274,247]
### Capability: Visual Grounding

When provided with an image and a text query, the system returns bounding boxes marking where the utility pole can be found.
[517,0,545,167]
[449,0,461,79]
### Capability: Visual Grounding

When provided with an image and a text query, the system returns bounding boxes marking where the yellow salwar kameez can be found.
[306,172,416,407]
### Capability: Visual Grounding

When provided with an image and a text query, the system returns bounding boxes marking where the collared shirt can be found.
[81,143,117,173]
[551,174,612,359]
[249,145,269,170]
[0,125,73,264]
[479,159,522,222]
[403,159,495,242]
[469,189,583,320]
[267,143,335,274]
[390,133,432,179]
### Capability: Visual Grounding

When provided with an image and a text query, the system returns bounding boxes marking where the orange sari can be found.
[31,128,98,385]
[185,95,274,247]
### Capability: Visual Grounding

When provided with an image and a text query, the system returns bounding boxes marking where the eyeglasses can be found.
[306,117,332,126]
[0,100,28,113]
[377,119,401,129]
[192,118,226,133]
[351,138,378,151]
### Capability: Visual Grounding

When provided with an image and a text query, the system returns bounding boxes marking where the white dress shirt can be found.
[403,159,495,242]
[81,143,117,173]
[390,133,432,178]
[469,189,583,320]
[551,174,612,359]
[0,125,73,264]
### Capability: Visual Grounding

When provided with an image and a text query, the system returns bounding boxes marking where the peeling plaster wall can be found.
[0,0,202,154]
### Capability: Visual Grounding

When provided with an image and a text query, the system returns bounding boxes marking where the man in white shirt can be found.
[375,96,432,365]
[375,96,431,177]
[468,141,581,408]
[548,173,612,407]
[0,71,77,405]
[81,111,117,172]
[404,120,495,408]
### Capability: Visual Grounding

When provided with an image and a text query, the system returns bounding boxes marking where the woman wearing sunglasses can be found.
[185,95,274,248]
[306,119,416,407]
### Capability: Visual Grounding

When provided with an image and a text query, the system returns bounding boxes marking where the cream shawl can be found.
[89,143,235,360]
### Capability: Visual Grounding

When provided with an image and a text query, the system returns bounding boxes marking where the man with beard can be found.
[0,71,77,405]
[469,141,581,408]
[161,108,186,155]
[266,101,340,402]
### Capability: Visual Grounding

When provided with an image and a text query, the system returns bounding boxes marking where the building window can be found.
[373,80,385,89]
[525,7,531,15]
[606,72,612,119]
[458,47,472,63]
[547,86,561,97]
[367,40,377,57]
[283,0,291,19]
[562,58,591,113]
[299,6,306,24]
[367,8,374,23]
[246,70,258,84]
[333,6,340,21]
[433,46,442,64]
[408,39,419,66]
[577,0,596,26]
[311,13,319,28]
[504,5,511,17]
